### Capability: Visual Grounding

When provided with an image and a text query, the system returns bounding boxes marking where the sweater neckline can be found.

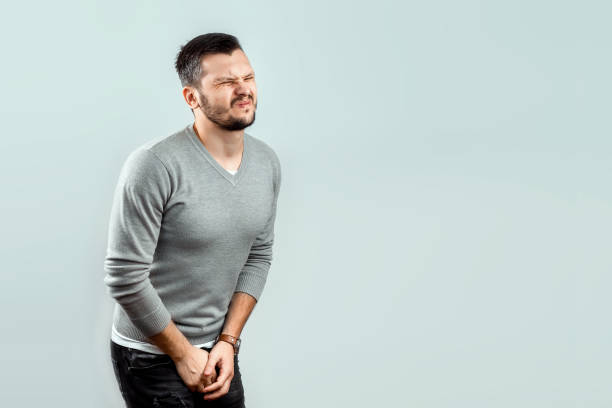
[185,122,250,187]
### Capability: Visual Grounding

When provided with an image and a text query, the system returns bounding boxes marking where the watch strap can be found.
[215,333,241,355]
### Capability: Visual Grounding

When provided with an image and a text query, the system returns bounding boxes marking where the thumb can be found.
[203,353,217,376]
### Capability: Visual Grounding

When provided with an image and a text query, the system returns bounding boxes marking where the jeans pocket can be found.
[126,348,174,371]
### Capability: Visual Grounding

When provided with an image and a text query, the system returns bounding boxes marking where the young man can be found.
[104,32,281,407]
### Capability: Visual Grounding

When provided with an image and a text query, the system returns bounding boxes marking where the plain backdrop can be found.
[0,1,609,407]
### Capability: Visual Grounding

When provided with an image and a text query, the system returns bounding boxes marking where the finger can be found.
[202,353,217,378]
[199,360,217,389]
[196,382,208,394]
[199,371,214,389]
[210,370,218,384]
[198,377,215,394]
[203,372,215,386]
[203,379,231,400]
[200,370,217,392]
[203,362,232,393]
[204,365,229,393]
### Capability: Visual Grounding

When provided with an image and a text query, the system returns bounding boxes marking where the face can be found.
[193,49,257,131]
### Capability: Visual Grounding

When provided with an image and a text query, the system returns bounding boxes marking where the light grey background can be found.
[0,0,609,407]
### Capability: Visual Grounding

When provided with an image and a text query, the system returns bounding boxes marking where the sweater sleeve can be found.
[103,148,173,337]
[234,151,282,301]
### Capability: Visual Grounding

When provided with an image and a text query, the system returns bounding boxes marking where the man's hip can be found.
[110,339,245,407]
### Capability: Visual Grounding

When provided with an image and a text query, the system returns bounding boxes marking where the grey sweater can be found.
[103,123,281,347]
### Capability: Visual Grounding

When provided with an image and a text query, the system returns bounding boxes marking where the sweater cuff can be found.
[234,271,267,301]
[129,304,172,338]
[119,284,172,337]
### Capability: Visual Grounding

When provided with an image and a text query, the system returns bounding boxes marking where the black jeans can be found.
[110,340,246,407]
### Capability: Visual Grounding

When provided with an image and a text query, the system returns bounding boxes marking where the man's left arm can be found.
[221,291,257,343]
[200,293,257,400]
[230,150,282,304]
[201,152,282,400]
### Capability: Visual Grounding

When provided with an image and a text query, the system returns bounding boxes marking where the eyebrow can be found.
[214,72,255,83]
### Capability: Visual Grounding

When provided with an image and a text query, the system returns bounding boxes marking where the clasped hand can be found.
[173,341,235,400]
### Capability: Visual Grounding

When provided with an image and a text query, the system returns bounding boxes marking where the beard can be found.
[196,90,256,131]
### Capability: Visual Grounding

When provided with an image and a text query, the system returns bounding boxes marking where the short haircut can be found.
[174,32,244,89]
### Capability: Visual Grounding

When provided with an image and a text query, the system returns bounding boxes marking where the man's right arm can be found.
[148,320,191,360]
[103,148,173,336]
[103,148,190,354]
[103,148,216,392]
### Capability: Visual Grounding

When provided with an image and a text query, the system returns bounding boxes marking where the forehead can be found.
[201,49,253,81]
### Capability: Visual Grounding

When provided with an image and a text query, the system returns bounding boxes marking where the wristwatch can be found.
[214,333,241,355]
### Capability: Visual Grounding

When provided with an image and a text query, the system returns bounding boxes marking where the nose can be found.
[234,91,252,104]
[234,82,252,99]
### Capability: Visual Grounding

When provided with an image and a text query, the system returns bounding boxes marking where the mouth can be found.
[235,99,251,108]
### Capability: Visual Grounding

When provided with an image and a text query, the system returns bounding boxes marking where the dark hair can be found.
[174,33,243,89]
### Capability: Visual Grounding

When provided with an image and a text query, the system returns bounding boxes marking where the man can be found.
[104,32,281,407]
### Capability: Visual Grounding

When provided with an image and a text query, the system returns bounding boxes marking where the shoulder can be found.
[123,124,193,177]
[246,132,281,173]
[140,126,187,164]
[120,128,184,186]
[116,148,171,197]
[121,148,166,177]
[245,133,281,192]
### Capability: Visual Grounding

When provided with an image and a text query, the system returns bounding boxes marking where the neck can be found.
[192,118,244,159]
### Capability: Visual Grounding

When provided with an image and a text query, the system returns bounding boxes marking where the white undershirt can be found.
[111,324,216,354]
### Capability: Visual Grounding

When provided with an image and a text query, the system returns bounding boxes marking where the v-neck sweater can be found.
[103,122,281,350]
